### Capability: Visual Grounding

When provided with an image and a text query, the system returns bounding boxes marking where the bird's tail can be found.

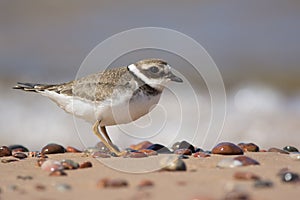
[13,82,57,92]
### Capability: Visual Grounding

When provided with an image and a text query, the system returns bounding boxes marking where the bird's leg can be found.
[92,121,126,156]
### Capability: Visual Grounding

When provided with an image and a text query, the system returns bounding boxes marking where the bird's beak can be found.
[167,72,183,82]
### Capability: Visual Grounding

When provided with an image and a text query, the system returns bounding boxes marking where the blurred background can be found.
[0,0,299,151]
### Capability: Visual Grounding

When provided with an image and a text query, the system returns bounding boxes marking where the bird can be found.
[13,58,183,156]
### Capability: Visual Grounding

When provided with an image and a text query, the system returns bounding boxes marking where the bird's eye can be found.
[149,66,159,73]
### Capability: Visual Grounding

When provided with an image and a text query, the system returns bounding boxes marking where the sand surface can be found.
[0,152,300,200]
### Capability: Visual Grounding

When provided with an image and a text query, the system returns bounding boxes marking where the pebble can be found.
[60,159,79,170]
[289,153,300,160]
[95,142,119,153]
[17,175,33,180]
[146,144,172,154]
[193,152,211,158]
[28,151,38,157]
[268,147,289,154]
[49,169,67,176]
[56,183,71,192]
[0,146,12,157]
[234,171,260,180]
[178,155,189,159]
[283,146,299,152]
[123,151,148,158]
[97,178,128,188]
[160,156,187,171]
[212,142,243,155]
[66,146,82,153]
[223,191,250,200]
[281,172,300,183]
[234,156,260,166]
[138,149,158,156]
[174,148,192,156]
[129,141,153,150]
[79,161,93,169]
[13,152,27,159]
[137,180,154,189]
[41,143,66,154]
[1,158,19,163]
[254,180,273,188]
[91,151,111,158]
[35,184,46,191]
[195,148,205,153]
[8,145,29,153]
[41,160,64,172]
[237,143,259,152]
[172,141,195,153]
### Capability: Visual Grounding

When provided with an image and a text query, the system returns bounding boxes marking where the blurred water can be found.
[1,1,300,150]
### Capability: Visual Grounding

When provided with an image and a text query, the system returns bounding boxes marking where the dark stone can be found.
[0,146,12,157]
[8,145,29,153]
[281,172,300,183]
[238,143,259,152]
[13,152,27,159]
[195,148,204,153]
[212,142,243,155]
[283,146,299,153]
[172,141,195,153]
[95,142,119,153]
[41,143,66,154]
[254,180,273,188]
[146,144,172,154]
[178,155,189,159]
[161,157,187,171]
[234,156,260,166]
[123,151,148,158]
[268,147,289,154]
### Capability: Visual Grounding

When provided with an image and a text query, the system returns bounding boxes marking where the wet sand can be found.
[0,152,299,200]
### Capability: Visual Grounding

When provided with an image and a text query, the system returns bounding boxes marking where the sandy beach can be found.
[1,150,300,200]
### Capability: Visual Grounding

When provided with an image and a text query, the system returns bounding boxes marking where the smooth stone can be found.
[234,171,260,180]
[174,148,192,156]
[146,144,172,154]
[56,183,71,191]
[91,151,111,158]
[217,158,243,168]
[79,161,93,169]
[234,156,260,166]
[66,146,82,153]
[193,152,211,158]
[254,180,273,188]
[13,152,27,159]
[138,149,158,156]
[238,143,259,152]
[41,160,64,172]
[0,146,12,157]
[281,172,300,183]
[123,151,148,158]
[160,156,187,171]
[97,178,128,188]
[49,170,67,176]
[8,145,29,153]
[212,142,243,155]
[41,143,66,154]
[283,146,299,152]
[95,142,119,153]
[129,141,153,150]
[60,159,79,170]
[137,179,154,189]
[172,141,195,153]
[289,153,300,160]
[268,147,289,154]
